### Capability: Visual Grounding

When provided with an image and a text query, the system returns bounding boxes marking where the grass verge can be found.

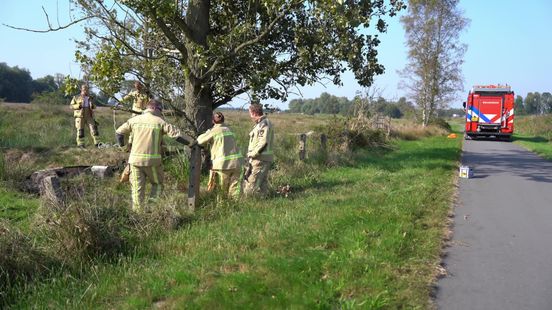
[10,134,462,309]
[513,114,552,160]
[513,134,552,160]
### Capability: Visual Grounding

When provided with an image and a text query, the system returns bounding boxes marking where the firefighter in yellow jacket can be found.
[197,112,244,198]
[118,81,150,182]
[121,81,149,117]
[244,103,274,196]
[115,99,195,212]
[70,84,100,148]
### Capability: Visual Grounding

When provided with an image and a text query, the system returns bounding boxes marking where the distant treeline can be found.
[0,62,68,103]
[515,93,552,115]
[288,92,417,119]
[0,62,111,105]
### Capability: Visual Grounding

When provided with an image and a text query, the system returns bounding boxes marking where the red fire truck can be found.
[464,84,515,140]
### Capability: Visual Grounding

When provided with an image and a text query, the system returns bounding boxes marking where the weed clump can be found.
[0,221,55,299]
[316,117,390,153]
[34,174,191,264]
[36,200,134,262]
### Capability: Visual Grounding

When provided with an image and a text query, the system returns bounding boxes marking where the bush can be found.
[316,117,389,152]
[428,118,452,132]
[31,90,69,105]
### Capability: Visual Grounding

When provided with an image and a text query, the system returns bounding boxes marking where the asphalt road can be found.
[436,139,552,310]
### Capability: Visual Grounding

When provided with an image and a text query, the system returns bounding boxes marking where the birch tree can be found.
[399,0,468,126]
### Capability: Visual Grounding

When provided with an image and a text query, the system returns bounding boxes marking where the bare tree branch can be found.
[150,14,189,67]
[3,15,90,33]
[214,85,251,108]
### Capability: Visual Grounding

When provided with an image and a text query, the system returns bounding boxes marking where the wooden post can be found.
[187,145,202,211]
[320,134,327,152]
[299,133,307,161]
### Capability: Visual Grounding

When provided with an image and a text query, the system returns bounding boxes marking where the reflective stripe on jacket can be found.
[247,116,274,162]
[197,124,244,170]
[70,95,96,118]
[116,109,183,166]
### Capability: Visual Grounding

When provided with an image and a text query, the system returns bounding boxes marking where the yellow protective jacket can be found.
[197,124,244,170]
[122,90,149,115]
[70,95,96,118]
[116,109,185,167]
[247,116,274,162]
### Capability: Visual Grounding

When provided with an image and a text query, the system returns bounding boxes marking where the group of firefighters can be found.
[69,82,274,212]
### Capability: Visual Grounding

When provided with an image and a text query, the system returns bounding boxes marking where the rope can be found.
[113,108,118,132]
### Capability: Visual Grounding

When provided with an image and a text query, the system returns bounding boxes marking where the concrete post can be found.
[299,133,307,161]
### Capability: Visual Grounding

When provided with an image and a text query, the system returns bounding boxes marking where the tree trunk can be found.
[422,108,429,127]
[184,0,212,135]
[184,77,213,135]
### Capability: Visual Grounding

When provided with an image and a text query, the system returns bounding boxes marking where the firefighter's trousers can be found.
[129,164,164,212]
[244,159,271,197]
[213,168,241,199]
[75,108,99,146]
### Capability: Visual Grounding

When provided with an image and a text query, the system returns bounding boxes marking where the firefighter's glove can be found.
[176,135,199,148]
[115,133,125,150]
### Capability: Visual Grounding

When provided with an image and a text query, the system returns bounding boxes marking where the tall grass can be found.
[1,105,460,308]
[8,134,461,309]
[513,115,552,160]
[515,114,552,140]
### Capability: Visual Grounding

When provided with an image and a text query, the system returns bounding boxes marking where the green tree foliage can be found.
[0,63,33,102]
[290,92,413,118]
[0,63,69,104]
[62,0,405,133]
[32,75,57,94]
[288,92,353,115]
[399,0,469,126]
[525,92,541,115]
[515,95,526,115]
[541,92,552,114]
[30,74,71,105]
[370,96,406,118]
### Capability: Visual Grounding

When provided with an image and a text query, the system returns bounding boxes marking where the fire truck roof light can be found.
[472,84,512,92]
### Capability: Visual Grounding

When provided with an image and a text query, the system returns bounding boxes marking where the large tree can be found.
[20,0,405,134]
[399,0,468,126]
[0,62,33,102]
[540,92,552,114]
[524,92,541,115]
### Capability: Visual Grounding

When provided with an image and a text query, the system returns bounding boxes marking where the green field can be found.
[1,103,461,308]
[514,114,552,160]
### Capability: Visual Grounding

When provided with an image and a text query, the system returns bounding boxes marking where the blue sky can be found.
[1,1,551,109]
